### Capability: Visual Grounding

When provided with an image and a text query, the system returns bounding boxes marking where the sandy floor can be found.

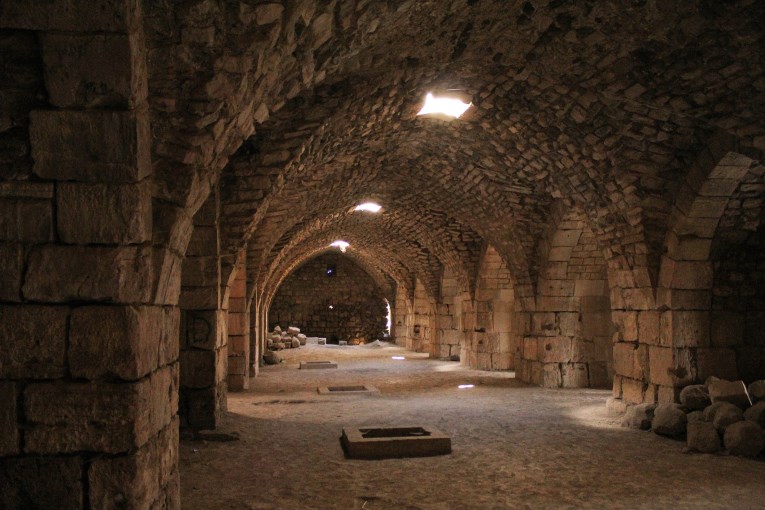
[180,344,765,509]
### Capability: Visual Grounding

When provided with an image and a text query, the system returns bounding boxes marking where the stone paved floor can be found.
[180,344,765,509]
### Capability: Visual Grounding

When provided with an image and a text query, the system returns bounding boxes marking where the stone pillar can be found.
[227,253,250,390]
[0,2,180,507]
[179,190,227,429]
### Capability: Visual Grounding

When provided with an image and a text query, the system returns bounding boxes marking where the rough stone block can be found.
[621,377,646,404]
[679,385,711,411]
[538,337,572,363]
[180,350,217,389]
[0,244,22,301]
[622,403,656,430]
[25,367,174,454]
[708,379,751,409]
[0,382,18,455]
[41,32,146,109]
[613,342,647,380]
[652,404,687,437]
[30,109,151,182]
[0,456,83,510]
[687,421,721,453]
[744,401,765,428]
[638,311,660,345]
[57,180,152,244]
[0,305,68,378]
[724,421,765,457]
[89,418,178,510]
[669,261,713,289]
[561,363,588,388]
[648,346,675,387]
[23,245,154,303]
[69,305,173,381]
[541,363,562,388]
[660,311,709,348]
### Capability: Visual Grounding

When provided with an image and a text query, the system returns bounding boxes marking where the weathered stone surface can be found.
[30,109,151,182]
[0,305,68,378]
[57,180,152,244]
[70,305,173,381]
[744,401,765,428]
[89,418,178,510]
[622,403,656,430]
[708,379,752,409]
[686,421,721,453]
[0,382,18,455]
[710,402,744,432]
[41,32,146,109]
[679,385,711,411]
[651,404,687,437]
[0,244,22,301]
[23,245,154,303]
[724,421,765,457]
[0,456,83,510]
[25,366,175,454]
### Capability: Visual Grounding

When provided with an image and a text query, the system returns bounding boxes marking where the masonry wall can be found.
[268,252,387,343]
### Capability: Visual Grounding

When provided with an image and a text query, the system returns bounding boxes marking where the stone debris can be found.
[686,421,722,453]
[622,403,656,430]
[744,401,765,428]
[679,385,711,411]
[708,379,752,409]
[266,325,306,352]
[652,404,687,437]
[711,402,744,432]
[724,421,765,457]
[263,350,282,365]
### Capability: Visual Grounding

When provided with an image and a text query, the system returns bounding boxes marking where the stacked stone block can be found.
[179,191,227,429]
[0,2,180,506]
[227,256,250,390]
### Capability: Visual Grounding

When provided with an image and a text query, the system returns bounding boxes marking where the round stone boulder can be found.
[297,333,307,346]
[744,401,765,428]
[291,338,300,348]
[749,380,765,404]
[686,421,722,453]
[273,342,285,350]
[652,404,687,437]
[622,403,656,430]
[711,402,744,432]
[273,325,282,333]
[262,350,281,365]
[680,384,711,411]
[724,421,765,457]
[287,326,300,335]
[687,411,704,423]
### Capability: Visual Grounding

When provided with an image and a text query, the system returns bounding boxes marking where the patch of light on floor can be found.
[458,384,474,389]
[566,402,618,430]
[391,356,405,360]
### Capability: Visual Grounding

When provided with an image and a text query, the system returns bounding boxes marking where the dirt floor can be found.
[180,343,765,509]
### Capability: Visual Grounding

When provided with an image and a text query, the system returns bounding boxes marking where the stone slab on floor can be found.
[299,361,337,370]
[341,425,452,459]
[317,385,379,395]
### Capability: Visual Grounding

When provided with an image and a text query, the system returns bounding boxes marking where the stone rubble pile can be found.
[266,325,307,351]
[621,378,765,457]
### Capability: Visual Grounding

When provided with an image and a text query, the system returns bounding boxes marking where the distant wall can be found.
[268,253,387,343]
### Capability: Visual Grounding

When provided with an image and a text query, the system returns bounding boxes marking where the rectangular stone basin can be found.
[317,385,379,395]
[299,361,337,370]
[341,425,451,459]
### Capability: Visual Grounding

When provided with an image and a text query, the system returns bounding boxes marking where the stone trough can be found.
[341,425,452,459]
[299,361,338,370]
[317,385,379,395]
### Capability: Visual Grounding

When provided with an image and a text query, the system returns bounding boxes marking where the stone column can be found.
[179,190,228,429]
[0,2,180,507]
[227,252,250,390]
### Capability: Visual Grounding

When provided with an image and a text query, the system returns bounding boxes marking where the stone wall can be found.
[268,253,387,344]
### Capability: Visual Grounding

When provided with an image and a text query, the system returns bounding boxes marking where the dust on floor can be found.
[181,344,765,509]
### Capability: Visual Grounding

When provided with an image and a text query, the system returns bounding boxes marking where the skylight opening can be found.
[330,240,349,253]
[354,202,382,213]
[417,93,471,119]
